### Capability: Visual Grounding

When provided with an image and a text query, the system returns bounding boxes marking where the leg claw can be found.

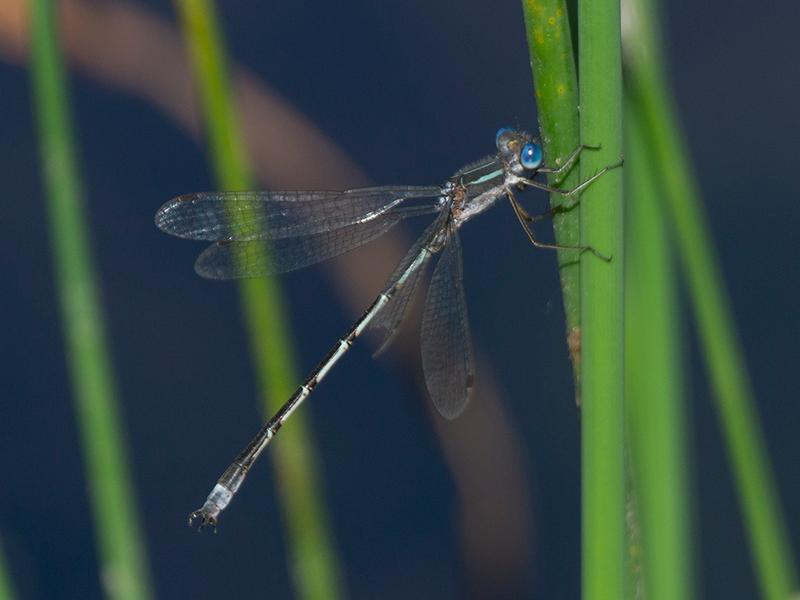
[188,508,218,533]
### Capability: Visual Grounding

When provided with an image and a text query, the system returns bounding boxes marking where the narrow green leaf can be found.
[174,2,345,599]
[29,2,153,598]
[0,537,16,600]
[625,95,693,600]
[623,0,798,596]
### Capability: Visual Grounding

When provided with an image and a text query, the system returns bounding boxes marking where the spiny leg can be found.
[514,201,567,225]
[516,156,623,226]
[507,189,610,261]
[537,143,600,184]
[523,157,624,196]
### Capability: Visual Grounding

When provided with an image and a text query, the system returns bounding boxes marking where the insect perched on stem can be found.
[155,128,621,530]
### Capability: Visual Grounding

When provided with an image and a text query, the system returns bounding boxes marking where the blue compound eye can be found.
[520,142,543,170]
[495,127,512,146]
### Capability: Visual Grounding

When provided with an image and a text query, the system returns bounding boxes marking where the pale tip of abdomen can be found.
[188,483,233,532]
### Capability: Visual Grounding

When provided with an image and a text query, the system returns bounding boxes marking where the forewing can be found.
[155,186,440,241]
[420,231,473,419]
[194,204,440,279]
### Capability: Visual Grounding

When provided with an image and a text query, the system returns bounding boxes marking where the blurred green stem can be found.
[624,0,798,597]
[0,537,15,600]
[625,95,692,600]
[175,2,345,599]
[578,0,626,598]
[29,1,153,599]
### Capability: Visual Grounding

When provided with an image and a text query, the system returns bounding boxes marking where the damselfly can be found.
[156,128,620,530]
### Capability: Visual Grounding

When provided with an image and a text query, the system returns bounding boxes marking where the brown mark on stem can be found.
[567,326,581,406]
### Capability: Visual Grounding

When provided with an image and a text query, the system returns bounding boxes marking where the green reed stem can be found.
[625,95,692,600]
[29,2,153,598]
[623,0,798,596]
[521,0,583,377]
[174,2,345,599]
[0,537,15,600]
[578,0,626,598]
[523,1,627,595]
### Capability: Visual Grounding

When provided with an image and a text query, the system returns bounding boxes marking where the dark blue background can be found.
[2,0,799,598]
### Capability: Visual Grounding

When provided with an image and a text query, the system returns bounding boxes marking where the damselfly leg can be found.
[508,150,623,260]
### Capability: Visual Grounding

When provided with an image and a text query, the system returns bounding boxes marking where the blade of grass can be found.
[578,0,626,598]
[521,0,583,379]
[174,2,345,598]
[625,95,693,600]
[0,537,15,600]
[623,0,798,597]
[29,2,153,599]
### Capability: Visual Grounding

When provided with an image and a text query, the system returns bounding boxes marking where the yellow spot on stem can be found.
[526,0,545,15]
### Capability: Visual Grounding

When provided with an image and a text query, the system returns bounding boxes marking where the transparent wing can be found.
[369,210,449,354]
[195,205,440,279]
[420,231,474,419]
[155,186,441,241]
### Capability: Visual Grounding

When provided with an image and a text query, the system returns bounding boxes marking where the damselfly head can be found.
[495,128,543,177]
